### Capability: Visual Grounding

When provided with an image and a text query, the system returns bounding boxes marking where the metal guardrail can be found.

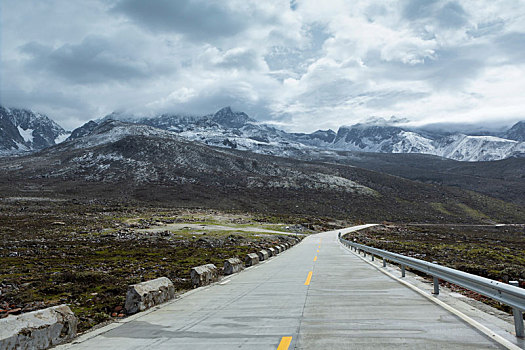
[339,236,525,338]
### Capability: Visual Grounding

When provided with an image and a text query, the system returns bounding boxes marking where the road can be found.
[60,225,506,349]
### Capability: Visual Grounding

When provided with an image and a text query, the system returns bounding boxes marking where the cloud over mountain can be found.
[2,0,525,131]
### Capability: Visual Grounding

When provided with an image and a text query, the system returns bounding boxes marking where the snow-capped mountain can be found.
[3,104,524,162]
[70,107,311,158]
[74,107,524,162]
[325,121,525,161]
[0,106,69,155]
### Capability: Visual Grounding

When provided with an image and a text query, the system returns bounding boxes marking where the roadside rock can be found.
[190,264,218,287]
[257,250,269,261]
[224,258,243,275]
[0,305,77,350]
[245,253,259,267]
[124,277,175,315]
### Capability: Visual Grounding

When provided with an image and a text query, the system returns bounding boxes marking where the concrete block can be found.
[257,249,269,261]
[245,253,259,267]
[125,277,175,315]
[0,305,77,350]
[267,247,276,257]
[191,264,218,287]
[280,244,287,251]
[275,246,282,254]
[224,258,243,275]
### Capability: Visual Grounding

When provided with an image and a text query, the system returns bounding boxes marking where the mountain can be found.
[0,106,69,155]
[72,107,525,162]
[70,107,308,158]
[2,119,524,223]
[506,121,525,142]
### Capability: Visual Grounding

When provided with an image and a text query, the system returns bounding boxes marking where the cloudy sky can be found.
[1,0,525,131]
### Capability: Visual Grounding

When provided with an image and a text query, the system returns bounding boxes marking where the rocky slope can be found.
[0,106,69,155]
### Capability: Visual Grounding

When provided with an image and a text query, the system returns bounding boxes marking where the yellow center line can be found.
[313,256,317,262]
[277,336,292,350]
[304,271,313,285]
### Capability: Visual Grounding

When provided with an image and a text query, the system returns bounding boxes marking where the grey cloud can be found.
[436,2,467,28]
[402,0,439,21]
[215,49,261,70]
[265,24,330,74]
[467,19,505,38]
[364,91,429,109]
[20,36,155,84]
[296,79,358,108]
[365,45,485,90]
[402,0,468,29]
[112,0,249,41]
[497,32,525,62]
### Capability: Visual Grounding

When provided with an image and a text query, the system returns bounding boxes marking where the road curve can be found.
[59,225,503,349]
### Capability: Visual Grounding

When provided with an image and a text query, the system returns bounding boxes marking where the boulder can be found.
[267,247,276,257]
[257,249,269,261]
[0,305,77,350]
[224,258,243,275]
[191,264,218,287]
[125,277,175,315]
[245,253,260,267]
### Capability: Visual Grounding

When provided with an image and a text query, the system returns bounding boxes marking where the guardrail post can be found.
[382,258,386,267]
[509,281,524,337]
[371,255,374,261]
[433,277,439,295]
[401,265,405,278]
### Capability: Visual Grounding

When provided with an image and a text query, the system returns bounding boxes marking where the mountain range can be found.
[1,105,524,162]
[70,107,525,162]
[1,118,524,223]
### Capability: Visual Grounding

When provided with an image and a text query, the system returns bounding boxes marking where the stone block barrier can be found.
[275,246,282,254]
[245,253,260,267]
[224,258,243,275]
[125,277,175,315]
[0,305,77,350]
[267,247,276,257]
[257,249,269,261]
[191,264,219,287]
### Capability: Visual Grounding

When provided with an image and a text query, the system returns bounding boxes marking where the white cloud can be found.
[1,0,525,132]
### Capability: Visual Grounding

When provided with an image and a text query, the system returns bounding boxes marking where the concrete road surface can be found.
[60,225,506,349]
